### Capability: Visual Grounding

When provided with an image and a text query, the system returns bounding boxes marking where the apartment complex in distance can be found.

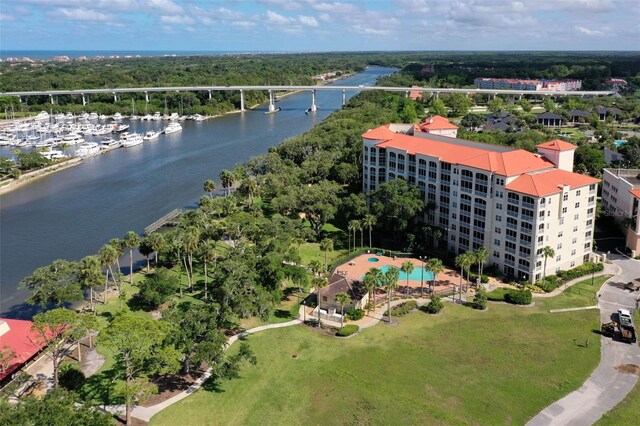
[602,169,640,255]
[362,116,599,283]
[474,78,582,91]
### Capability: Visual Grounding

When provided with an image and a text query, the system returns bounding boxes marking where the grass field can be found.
[150,299,601,425]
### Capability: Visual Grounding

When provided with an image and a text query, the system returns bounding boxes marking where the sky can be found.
[0,0,638,52]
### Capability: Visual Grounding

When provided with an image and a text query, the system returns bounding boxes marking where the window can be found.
[571,249,576,256]
[584,242,591,249]
[573,226,578,232]
[563,193,569,201]
[575,202,580,208]
[494,239,501,246]
[562,207,567,214]
[557,243,562,250]
[558,231,563,238]
[539,210,545,218]
[538,236,544,243]
[589,184,596,191]
[496,215,502,222]
[572,237,577,244]
[495,227,502,234]
[496,203,503,210]
[559,218,564,225]
[585,231,592,238]
[576,190,581,196]
[570,261,576,268]
[556,255,561,261]
[574,214,579,220]
[493,251,500,258]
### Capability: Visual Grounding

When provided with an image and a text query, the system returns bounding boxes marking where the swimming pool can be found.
[615,140,627,147]
[367,257,380,262]
[361,265,434,282]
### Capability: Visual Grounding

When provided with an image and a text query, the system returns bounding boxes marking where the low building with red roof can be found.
[362,121,599,283]
[0,318,46,382]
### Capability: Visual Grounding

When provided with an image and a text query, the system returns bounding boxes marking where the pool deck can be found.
[334,253,461,295]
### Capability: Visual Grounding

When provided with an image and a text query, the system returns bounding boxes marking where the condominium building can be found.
[474,78,582,91]
[362,117,599,283]
[602,168,640,255]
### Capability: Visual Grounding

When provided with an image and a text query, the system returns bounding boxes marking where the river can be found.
[0,67,394,318]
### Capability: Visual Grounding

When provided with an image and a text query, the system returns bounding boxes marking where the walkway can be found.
[533,262,618,299]
[527,254,640,426]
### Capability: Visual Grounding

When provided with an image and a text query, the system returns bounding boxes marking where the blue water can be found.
[615,140,627,147]
[361,266,434,283]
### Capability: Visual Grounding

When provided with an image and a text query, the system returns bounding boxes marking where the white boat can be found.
[113,112,123,122]
[40,149,67,160]
[75,142,100,157]
[169,113,179,121]
[112,123,129,133]
[152,112,162,121]
[143,131,160,141]
[99,137,121,150]
[193,114,207,122]
[35,111,50,121]
[62,133,84,144]
[142,114,152,121]
[89,112,98,120]
[163,122,182,134]
[99,114,107,120]
[121,133,144,147]
[130,115,140,120]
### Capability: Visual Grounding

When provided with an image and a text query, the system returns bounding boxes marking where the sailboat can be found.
[130,98,139,120]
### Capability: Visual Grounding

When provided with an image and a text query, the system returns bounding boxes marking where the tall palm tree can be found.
[319,238,334,274]
[542,246,555,281]
[347,220,358,252]
[401,260,415,297]
[78,256,102,313]
[308,260,323,277]
[199,241,217,301]
[123,231,140,286]
[426,258,444,296]
[455,252,473,301]
[382,267,400,323]
[98,244,119,299]
[219,169,234,196]
[239,178,258,206]
[362,267,383,314]
[358,220,365,248]
[335,292,350,328]
[203,179,216,198]
[108,238,124,276]
[147,232,166,267]
[363,214,377,248]
[474,247,490,284]
[313,276,327,328]
[181,227,201,293]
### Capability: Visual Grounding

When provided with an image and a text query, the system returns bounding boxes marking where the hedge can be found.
[504,290,532,305]
[536,262,604,293]
[336,324,359,337]
[469,273,490,284]
[486,287,510,301]
[345,307,365,321]
[384,300,418,317]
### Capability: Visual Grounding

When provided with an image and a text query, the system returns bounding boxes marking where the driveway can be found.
[527,254,640,426]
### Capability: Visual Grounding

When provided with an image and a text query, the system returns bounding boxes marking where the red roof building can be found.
[0,318,45,382]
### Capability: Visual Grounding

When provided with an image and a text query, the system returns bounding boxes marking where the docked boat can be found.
[75,142,100,157]
[112,123,129,133]
[113,112,123,122]
[152,112,162,121]
[163,122,182,134]
[121,133,144,147]
[62,133,84,144]
[169,112,179,121]
[99,137,121,150]
[193,114,207,122]
[143,131,160,141]
[141,114,153,121]
[40,149,67,160]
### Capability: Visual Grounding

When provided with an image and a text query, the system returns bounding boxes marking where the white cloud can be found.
[231,21,256,28]
[574,25,605,36]
[298,15,319,27]
[0,13,15,22]
[265,10,292,25]
[52,8,115,22]
[318,13,331,22]
[396,0,430,13]
[159,15,195,25]
[259,0,303,10]
[311,2,358,14]
[147,0,183,14]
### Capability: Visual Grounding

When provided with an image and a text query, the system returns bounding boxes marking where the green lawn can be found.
[536,275,612,311]
[151,301,600,425]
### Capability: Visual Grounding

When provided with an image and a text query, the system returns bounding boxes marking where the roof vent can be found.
[0,320,9,337]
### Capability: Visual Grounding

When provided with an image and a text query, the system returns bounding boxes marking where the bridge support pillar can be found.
[113,93,118,102]
[82,94,87,106]
[434,92,439,99]
[50,94,54,105]
[208,90,212,100]
[311,89,317,112]
[240,90,245,112]
[145,91,149,103]
[342,90,346,107]
[405,90,409,98]
[268,90,275,112]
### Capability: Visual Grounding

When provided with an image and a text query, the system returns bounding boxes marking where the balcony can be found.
[474,214,486,222]
[504,258,515,266]
[473,237,485,246]
[461,187,472,194]
[474,190,488,197]
[519,239,531,247]
[522,201,535,210]
[507,210,519,218]
[506,234,517,243]
[506,222,517,230]
[520,215,534,222]
[520,227,533,235]
[473,225,485,234]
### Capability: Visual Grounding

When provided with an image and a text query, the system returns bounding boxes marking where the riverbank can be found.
[0,157,82,195]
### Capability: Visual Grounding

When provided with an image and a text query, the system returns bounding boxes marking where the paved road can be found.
[528,254,640,426]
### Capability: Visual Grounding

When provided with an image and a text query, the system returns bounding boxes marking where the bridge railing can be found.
[144,208,182,235]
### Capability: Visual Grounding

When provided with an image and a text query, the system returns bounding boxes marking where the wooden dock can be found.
[144,208,182,235]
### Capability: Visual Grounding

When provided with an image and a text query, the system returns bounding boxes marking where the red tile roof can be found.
[536,139,577,152]
[0,318,45,381]
[362,124,397,141]
[506,169,599,197]
[417,115,458,131]
[630,189,640,200]
[371,131,553,176]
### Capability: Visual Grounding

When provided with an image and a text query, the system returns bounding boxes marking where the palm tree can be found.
[199,241,217,301]
[362,267,383,314]
[426,258,444,296]
[308,260,323,277]
[347,220,358,252]
[474,247,490,285]
[123,231,140,286]
[147,232,166,267]
[358,220,364,248]
[239,178,258,206]
[382,267,400,323]
[98,244,119,299]
[319,238,334,274]
[77,256,102,313]
[108,238,124,276]
[181,228,201,293]
[313,276,327,328]
[219,169,234,196]
[335,292,350,328]
[203,179,216,198]
[542,246,555,281]
[455,252,474,301]
[401,261,415,297]
[363,214,376,248]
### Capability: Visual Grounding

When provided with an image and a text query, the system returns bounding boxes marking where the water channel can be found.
[0,67,394,317]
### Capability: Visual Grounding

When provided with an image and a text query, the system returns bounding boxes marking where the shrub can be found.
[504,290,532,305]
[136,267,180,310]
[469,273,490,284]
[422,294,444,314]
[472,288,487,310]
[536,279,558,293]
[384,300,418,317]
[336,324,359,337]
[59,363,85,391]
[345,307,364,321]
[556,262,604,282]
[486,287,510,301]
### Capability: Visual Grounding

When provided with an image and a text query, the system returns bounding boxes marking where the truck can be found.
[617,309,637,344]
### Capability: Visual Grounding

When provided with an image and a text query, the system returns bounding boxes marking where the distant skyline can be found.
[1,0,639,52]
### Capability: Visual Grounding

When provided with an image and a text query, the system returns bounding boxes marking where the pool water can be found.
[614,140,627,147]
[361,265,434,283]
[368,257,380,262]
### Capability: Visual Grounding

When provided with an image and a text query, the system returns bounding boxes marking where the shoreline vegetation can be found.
[0,157,82,195]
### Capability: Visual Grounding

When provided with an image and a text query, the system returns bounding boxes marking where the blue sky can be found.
[1,0,638,52]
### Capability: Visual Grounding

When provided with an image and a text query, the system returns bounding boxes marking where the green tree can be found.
[444,93,473,116]
[400,261,415,297]
[543,96,556,112]
[319,238,334,273]
[370,179,425,238]
[313,276,327,327]
[123,231,140,286]
[203,179,216,198]
[487,96,505,113]
[77,255,102,313]
[518,97,533,112]
[429,97,447,116]
[335,292,350,328]
[109,238,124,277]
[474,247,490,281]
[16,151,50,170]
[399,99,418,123]
[139,236,154,272]
[98,243,119,296]
[473,287,488,310]
[147,232,166,266]
[455,252,474,301]
[426,258,444,297]
[348,219,360,251]
[31,308,91,388]
[382,267,400,323]
[363,214,377,247]
[424,293,444,314]
[137,268,180,310]
[219,169,235,196]
[19,259,83,307]
[199,240,218,300]
[460,113,485,131]
[102,314,179,425]
[542,246,555,281]
[362,267,383,314]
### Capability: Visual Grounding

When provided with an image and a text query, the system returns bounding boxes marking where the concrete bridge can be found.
[0,85,615,113]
